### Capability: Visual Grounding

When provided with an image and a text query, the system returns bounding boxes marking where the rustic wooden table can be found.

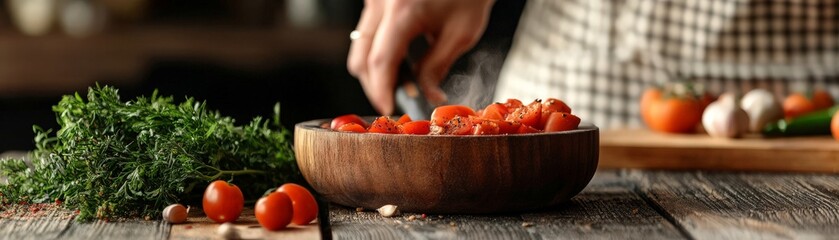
[3,169,838,239]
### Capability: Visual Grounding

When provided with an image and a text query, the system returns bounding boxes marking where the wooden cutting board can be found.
[599,129,839,173]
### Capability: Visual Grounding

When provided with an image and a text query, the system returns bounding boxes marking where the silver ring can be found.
[350,30,362,40]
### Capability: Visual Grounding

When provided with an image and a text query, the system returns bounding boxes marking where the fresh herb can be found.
[0,85,298,221]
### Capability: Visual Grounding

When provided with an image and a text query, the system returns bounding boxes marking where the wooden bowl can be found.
[294,119,599,214]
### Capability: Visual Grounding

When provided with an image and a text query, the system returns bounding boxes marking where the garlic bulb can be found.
[702,93,750,138]
[740,89,784,133]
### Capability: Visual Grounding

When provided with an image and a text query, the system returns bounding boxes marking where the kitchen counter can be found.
[2,169,838,239]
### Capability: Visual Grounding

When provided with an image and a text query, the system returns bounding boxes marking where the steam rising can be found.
[442,50,505,109]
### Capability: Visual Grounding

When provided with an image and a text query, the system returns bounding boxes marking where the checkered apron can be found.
[494,0,839,129]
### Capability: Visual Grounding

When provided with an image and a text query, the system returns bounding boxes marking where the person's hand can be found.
[347,0,495,115]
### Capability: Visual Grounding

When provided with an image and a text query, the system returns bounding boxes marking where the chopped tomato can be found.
[517,124,541,134]
[368,116,399,134]
[542,98,571,113]
[471,118,500,135]
[431,105,476,126]
[443,116,473,135]
[337,123,366,133]
[544,112,581,132]
[399,120,431,135]
[539,98,572,129]
[396,114,412,125]
[506,100,542,128]
[502,99,523,111]
[481,103,508,120]
[330,114,368,130]
[497,120,521,134]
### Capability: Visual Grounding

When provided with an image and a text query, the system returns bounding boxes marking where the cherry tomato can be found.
[337,123,366,133]
[783,93,816,119]
[544,112,581,132]
[396,114,412,125]
[330,114,368,130]
[255,192,293,230]
[832,110,839,141]
[203,180,244,223]
[276,183,319,225]
[368,116,399,134]
[640,87,704,133]
[431,105,476,126]
[481,103,508,120]
[506,100,542,128]
[399,120,431,135]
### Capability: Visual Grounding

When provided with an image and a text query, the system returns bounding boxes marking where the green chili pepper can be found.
[763,106,838,136]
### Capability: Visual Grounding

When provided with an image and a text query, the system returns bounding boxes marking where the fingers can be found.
[365,5,423,115]
[347,2,383,81]
[417,16,488,106]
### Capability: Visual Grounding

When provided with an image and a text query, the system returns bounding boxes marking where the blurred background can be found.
[0,0,525,151]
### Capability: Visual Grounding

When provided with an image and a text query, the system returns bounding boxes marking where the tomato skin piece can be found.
[368,116,399,134]
[544,112,581,132]
[399,120,431,135]
[396,114,413,125]
[255,192,293,230]
[506,100,542,128]
[277,183,319,225]
[481,103,508,120]
[337,123,366,133]
[203,180,245,223]
[812,90,834,110]
[330,114,368,130]
[431,105,476,126]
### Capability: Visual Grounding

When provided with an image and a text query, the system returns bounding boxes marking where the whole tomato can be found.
[784,90,834,119]
[640,85,705,133]
[203,180,244,223]
[255,191,293,230]
[277,183,319,225]
[832,110,839,141]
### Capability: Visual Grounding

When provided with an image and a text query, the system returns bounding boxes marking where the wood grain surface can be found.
[295,120,600,214]
[637,171,839,239]
[330,171,684,240]
[4,150,839,240]
[600,129,839,172]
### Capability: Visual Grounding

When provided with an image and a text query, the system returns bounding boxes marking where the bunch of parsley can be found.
[0,85,298,221]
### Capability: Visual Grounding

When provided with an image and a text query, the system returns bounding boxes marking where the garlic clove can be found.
[162,204,188,224]
[741,89,783,133]
[377,204,399,217]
